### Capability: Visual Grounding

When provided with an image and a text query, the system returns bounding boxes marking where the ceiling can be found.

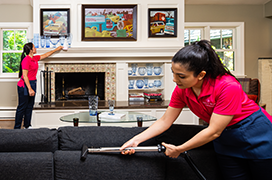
[0,0,270,5]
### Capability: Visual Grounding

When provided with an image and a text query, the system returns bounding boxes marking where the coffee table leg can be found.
[73,118,79,127]
[137,117,143,127]
[97,112,101,126]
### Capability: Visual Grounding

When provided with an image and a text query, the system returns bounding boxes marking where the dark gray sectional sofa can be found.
[0,124,223,180]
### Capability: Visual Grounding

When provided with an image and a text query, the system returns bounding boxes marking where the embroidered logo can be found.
[202,98,215,107]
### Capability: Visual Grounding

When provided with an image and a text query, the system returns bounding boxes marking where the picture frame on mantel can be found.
[148,8,177,38]
[40,8,70,38]
[82,4,137,41]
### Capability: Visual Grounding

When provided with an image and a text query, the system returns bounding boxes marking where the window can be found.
[210,29,235,71]
[0,22,32,79]
[2,29,27,73]
[184,29,202,46]
[184,22,244,77]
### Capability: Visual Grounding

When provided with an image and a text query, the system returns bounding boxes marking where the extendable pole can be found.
[80,144,206,180]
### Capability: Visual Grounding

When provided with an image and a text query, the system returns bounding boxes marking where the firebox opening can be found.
[55,72,105,101]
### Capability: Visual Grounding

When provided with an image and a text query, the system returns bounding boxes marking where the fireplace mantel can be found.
[37,46,180,58]
[36,46,177,103]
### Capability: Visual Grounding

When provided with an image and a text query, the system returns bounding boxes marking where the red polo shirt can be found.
[17,55,40,87]
[169,74,271,126]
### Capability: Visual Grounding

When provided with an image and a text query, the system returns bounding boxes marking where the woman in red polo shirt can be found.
[121,40,272,180]
[14,42,63,129]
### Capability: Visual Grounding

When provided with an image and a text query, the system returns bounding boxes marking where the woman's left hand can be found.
[162,142,182,158]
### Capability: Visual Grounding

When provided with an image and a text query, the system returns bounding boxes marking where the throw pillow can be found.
[247,94,257,103]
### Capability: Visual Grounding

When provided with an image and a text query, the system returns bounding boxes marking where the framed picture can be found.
[82,4,137,41]
[148,8,177,38]
[40,9,70,38]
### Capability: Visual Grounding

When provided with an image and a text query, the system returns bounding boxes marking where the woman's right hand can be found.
[120,138,139,155]
[56,46,64,51]
[28,88,35,96]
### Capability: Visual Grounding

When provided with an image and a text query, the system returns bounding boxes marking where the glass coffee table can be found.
[60,111,157,127]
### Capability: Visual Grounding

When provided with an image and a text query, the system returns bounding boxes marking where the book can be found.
[129,97,145,101]
[99,112,126,120]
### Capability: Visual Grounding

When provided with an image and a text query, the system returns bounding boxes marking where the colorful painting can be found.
[148,8,177,38]
[82,5,137,41]
[40,9,70,38]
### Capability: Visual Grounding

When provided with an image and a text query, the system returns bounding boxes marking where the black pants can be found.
[14,86,35,129]
[216,153,272,180]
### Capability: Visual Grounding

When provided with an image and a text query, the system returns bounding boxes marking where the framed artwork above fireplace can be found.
[40,8,70,38]
[81,4,137,41]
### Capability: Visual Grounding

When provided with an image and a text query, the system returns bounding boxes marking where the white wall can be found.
[33,0,184,48]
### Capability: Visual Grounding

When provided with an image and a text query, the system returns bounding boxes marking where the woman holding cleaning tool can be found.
[14,42,63,129]
[121,40,272,180]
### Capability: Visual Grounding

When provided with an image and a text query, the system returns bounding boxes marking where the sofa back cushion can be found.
[0,128,58,152]
[58,124,212,150]
[58,126,158,150]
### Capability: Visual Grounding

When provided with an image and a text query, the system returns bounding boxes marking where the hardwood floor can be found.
[0,119,23,129]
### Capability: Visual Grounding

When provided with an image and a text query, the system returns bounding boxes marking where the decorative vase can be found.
[59,36,65,46]
[136,80,144,89]
[154,67,162,75]
[128,80,135,89]
[154,80,162,88]
[40,36,45,48]
[143,77,149,89]
[138,67,146,76]
[131,63,137,76]
[146,63,153,75]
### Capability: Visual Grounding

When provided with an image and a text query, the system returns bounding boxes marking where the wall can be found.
[185,4,272,78]
[265,1,272,18]
[1,3,272,108]
[32,0,184,48]
[0,5,33,108]
[0,5,33,22]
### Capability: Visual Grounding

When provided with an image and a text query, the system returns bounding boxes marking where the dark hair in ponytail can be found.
[18,42,33,78]
[172,40,234,79]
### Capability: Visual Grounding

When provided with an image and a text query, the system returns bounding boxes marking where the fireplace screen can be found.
[55,72,105,101]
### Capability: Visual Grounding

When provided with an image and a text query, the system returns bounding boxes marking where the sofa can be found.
[0,124,223,180]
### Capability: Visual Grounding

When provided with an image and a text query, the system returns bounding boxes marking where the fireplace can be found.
[55,72,105,101]
[45,63,116,102]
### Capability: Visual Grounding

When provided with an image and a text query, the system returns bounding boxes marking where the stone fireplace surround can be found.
[45,63,116,102]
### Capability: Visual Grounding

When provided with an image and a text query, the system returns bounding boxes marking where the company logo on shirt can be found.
[202,98,215,107]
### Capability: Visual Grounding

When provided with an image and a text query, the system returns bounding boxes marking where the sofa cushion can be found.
[248,79,259,95]
[0,128,58,152]
[0,152,54,180]
[54,150,166,180]
[58,125,213,150]
[58,126,157,150]
[157,124,214,150]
